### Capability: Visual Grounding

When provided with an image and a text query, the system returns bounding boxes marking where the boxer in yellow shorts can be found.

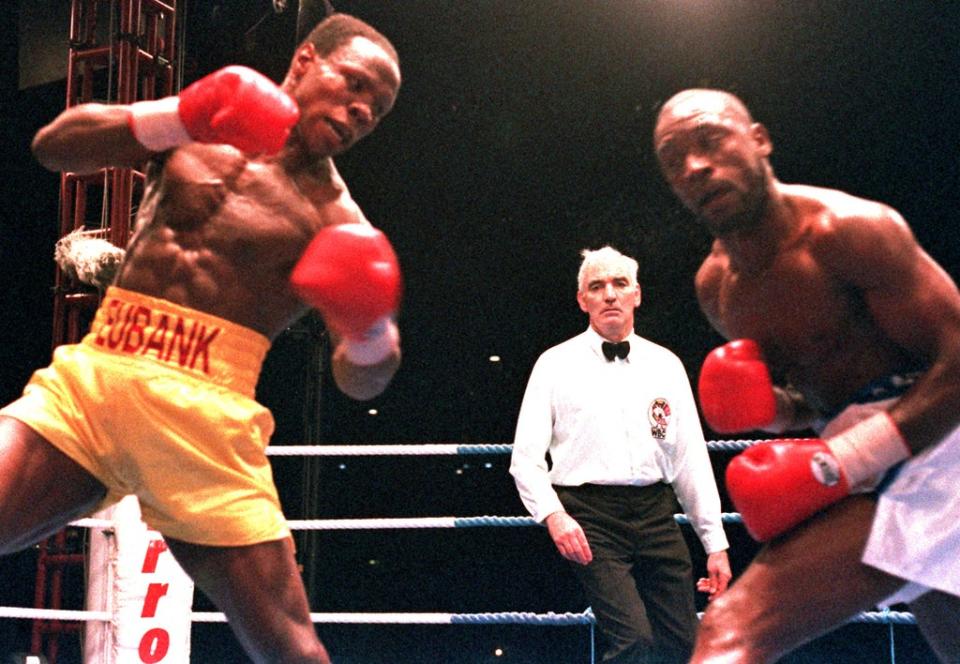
[2,13,404,663]
[2,287,287,546]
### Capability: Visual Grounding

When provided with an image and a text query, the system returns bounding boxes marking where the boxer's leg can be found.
[165,536,330,664]
[691,495,905,663]
[0,415,107,555]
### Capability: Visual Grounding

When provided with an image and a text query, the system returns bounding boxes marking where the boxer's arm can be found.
[32,66,298,176]
[32,103,154,175]
[726,438,852,541]
[710,204,960,542]
[818,205,960,452]
[329,325,401,401]
[696,257,818,434]
[727,416,910,542]
[128,66,298,155]
[698,339,778,433]
[290,202,403,401]
[698,340,823,434]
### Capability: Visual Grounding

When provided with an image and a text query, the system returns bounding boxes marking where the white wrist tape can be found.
[342,318,399,366]
[826,411,910,490]
[127,97,192,152]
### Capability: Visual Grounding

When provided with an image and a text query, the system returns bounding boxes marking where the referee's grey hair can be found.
[577,246,639,292]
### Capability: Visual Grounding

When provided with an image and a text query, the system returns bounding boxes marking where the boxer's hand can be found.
[727,414,910,541]
[726,438,850,542]
[699,339,777,433]
[128,66,299,154]
[290,223,402,364]
[545,512,592,565]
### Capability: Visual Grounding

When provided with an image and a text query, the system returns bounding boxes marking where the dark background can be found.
[2,1,959,662]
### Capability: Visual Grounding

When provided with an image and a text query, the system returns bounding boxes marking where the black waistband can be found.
[553,482,668,496]
[823,371,923,421]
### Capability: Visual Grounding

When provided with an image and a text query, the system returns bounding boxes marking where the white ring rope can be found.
[193,611,596,625]
[9,438,914,646]
[262,440,761,457]
[0,606,915,627]
[71,514,744,531]
[0,607,111,621]
[71,440,758,531]
[282,514,744,531]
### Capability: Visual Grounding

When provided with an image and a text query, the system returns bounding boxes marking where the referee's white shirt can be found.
[510,326,729,554]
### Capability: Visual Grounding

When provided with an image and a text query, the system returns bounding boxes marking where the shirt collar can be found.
[584,326,635,362]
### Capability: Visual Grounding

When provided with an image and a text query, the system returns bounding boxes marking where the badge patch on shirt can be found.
[648,398,671,439]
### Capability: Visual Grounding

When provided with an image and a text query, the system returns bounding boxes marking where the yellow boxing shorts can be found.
[1,286,290,546]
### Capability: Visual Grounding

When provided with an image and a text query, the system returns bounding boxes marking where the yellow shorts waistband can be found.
[84,286,271,395]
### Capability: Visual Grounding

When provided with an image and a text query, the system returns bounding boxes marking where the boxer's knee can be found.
[241,628,330,664]
[692,592,775,664]
[281,638,331,664]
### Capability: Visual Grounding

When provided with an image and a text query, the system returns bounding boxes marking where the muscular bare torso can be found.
[115,144,359,339]
[697,188,920,415]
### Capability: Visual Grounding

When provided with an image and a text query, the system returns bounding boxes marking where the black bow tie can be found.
[602,340,630,361]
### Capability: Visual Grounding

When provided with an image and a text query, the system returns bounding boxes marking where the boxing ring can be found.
[0,440,919,663]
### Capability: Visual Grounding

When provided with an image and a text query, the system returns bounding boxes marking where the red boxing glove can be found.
[726,439,850,542]
[128,66,299,154]
[727,413,911,541]
[290,223,402,356]
[699,339,777,433]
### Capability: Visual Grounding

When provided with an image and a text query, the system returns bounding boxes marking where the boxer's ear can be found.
[750,122,772,158]
[286,42,319,86]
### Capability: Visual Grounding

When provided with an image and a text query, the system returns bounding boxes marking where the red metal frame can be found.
[33,1,179,660]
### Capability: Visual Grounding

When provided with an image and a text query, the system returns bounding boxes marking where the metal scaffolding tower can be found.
[32,1,179,660]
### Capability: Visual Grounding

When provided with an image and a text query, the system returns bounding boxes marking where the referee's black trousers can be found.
[556,482,697,664]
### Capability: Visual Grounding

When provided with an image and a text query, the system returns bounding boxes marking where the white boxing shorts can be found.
[821,385,960,605]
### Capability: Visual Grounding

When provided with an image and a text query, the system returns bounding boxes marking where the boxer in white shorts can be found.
[653,87,960,662]
[815,375,960,605]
